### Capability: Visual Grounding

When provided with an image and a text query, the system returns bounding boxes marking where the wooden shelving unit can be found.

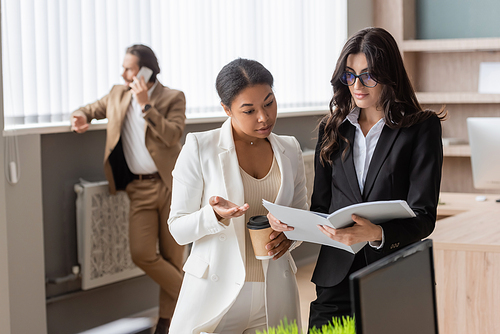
[401,37,500,52]
[373,2,500,333]
[416,92,500,104]
[442,144,470,157]
[374,0,500,194]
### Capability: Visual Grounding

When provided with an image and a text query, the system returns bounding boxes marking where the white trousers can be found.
[213,281,267,334]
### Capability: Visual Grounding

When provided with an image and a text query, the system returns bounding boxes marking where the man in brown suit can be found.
[71,44,185,334]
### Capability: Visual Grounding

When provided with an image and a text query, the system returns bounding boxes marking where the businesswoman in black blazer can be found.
[269,27,445,329]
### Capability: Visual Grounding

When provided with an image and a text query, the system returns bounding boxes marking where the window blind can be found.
[1,0,347,127]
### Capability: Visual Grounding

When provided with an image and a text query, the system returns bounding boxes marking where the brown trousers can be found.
[126,178,184,319]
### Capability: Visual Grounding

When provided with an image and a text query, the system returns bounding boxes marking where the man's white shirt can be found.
[121,81,159,175]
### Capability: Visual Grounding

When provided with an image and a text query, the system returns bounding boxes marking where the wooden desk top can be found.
[429,192,500,252]
[437,192,500,216]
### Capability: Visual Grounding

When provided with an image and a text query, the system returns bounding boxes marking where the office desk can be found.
[430,192,500,334]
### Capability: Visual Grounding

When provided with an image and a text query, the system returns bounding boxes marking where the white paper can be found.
[263,200,416,254]
[478,62,500,94]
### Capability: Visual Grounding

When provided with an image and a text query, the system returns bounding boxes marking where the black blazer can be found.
[311,113,443,287]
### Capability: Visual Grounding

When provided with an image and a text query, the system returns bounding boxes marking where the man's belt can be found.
[132,172,161,180]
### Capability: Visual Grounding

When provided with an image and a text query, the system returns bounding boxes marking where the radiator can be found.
[75,180,144,290]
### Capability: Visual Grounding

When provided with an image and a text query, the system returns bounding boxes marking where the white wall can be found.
[0,166,11,333]
[0,11,12,333]
[0,165,11,334]
[1,10,46,334]
[0,90,12,334]
[5,134,47,334]
[0,134,47,334]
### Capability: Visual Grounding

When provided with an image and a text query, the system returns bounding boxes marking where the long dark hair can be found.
[215,58,274,109]
[320,27,446,164]
[126,44,160,83]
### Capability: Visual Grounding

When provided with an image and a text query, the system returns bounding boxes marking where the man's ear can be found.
[221,102,232,117]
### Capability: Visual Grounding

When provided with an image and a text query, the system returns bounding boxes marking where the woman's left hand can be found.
[265,231,293,260]
[317,214,383,246]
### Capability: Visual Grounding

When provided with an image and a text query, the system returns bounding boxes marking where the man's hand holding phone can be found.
[130,66,153,108]
[130,75,149,107]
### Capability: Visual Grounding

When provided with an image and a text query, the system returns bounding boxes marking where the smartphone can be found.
[135,66,153,84]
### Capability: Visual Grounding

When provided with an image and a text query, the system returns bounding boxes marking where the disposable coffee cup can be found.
[247,215,274,260]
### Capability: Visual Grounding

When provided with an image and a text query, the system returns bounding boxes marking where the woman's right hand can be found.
[209,196,249,221]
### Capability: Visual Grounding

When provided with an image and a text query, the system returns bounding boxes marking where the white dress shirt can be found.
[346,107,385,194]
[346,107,386,248]
[121,81,158,174]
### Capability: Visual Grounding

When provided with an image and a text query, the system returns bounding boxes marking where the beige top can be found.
[240,156,281,282]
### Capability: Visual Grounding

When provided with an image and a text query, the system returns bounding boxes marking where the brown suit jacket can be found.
[72,82,186,194]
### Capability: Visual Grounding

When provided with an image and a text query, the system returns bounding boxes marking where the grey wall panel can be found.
[42,130,107,298]
[417,0,500,39]
[41,131,159,334]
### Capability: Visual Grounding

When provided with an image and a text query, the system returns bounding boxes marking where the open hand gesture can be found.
[71,115,89,133]
[209,196,249,221]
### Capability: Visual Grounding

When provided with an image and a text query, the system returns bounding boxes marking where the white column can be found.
[0,11,12,334]
[0,138,11,334]
[4,134,47,334]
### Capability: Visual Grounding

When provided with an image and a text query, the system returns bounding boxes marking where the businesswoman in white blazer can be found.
[168,58,308,334]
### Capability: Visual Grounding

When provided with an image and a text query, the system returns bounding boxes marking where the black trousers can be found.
[308,251,367,331]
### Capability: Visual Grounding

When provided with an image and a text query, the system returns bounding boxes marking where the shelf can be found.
[416,92,500,104]
[401,37,500,52]
[374,0,500,194]
[443,145,470,157]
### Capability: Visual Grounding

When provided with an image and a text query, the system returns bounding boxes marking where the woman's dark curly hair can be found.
[320,27,446,164]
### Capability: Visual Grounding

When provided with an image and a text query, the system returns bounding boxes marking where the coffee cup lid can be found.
[247,215,271,230]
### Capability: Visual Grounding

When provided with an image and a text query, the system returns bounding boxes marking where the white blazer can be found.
[168,118,308,334]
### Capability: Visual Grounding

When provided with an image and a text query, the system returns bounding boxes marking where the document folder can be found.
[263,200,415,253]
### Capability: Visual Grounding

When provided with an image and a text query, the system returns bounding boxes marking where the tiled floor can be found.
[296,262,316,333]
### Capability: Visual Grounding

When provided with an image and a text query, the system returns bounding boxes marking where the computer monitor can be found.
[467,117,500,190]
[350,239,438,334]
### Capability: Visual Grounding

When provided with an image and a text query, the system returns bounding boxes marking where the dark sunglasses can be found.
[340,71,378,88]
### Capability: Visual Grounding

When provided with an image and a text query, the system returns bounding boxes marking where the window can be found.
[2,0,347,129]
